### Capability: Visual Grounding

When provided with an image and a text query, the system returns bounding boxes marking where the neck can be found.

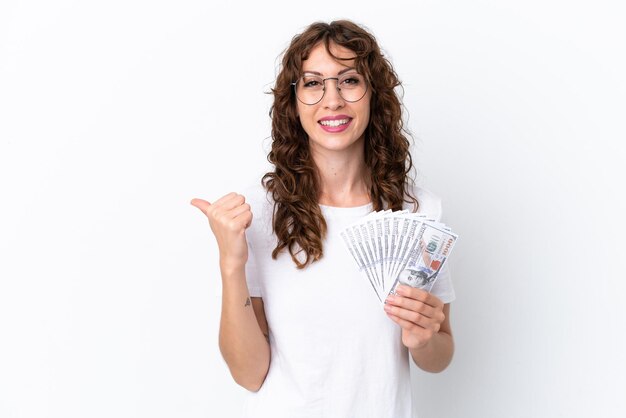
[311,143,371,207]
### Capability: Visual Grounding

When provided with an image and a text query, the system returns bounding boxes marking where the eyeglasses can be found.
[291,72,368,105]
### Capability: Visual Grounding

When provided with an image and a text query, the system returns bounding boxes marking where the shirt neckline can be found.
[318,201,374,217]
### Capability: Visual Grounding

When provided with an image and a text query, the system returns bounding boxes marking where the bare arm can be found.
[191,194,270,391]
[219,264,270,391]
[408,303,453,372]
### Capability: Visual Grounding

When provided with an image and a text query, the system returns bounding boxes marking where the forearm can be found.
[218,263,270,391]
[409,331,454,373]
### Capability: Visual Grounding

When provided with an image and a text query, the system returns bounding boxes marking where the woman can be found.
[191,20,455,418]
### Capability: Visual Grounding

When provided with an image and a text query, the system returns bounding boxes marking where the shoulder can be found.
[242,180,272,209]
[405,185,444,222]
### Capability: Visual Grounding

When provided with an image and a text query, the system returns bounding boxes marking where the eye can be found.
[303,79,321,88]
[301,76,323,89]
[340,75,363,88]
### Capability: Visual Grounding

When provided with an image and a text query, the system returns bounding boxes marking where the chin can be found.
[311,137,364,152]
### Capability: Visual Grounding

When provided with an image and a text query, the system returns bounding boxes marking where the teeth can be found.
[320,118,350,127]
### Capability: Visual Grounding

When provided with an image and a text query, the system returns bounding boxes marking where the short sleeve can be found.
[242,182,271,298]
[413,186,456,304]
[244,229,263,297]
[429,263,456,304]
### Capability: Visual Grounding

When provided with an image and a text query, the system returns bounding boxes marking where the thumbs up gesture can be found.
[191,193,253,269]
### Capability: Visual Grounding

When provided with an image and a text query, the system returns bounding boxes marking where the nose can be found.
[322,79,344,110]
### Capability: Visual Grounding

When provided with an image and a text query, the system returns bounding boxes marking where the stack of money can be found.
[340,210,458,303]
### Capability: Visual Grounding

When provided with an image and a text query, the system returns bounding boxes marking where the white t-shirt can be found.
[241,182,455,418]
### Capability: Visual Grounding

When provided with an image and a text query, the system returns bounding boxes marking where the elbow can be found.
[224,351,270,392]
[422,361,452,374]
[415,357,453,374]
[232,367,268,392]
[219,338,271,392]
[236,377,263,392]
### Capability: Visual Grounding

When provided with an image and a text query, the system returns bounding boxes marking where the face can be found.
[296,42,371,157]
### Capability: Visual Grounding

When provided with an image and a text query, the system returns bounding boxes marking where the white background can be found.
[1,1,625,417]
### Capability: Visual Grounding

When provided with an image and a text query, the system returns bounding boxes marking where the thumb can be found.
[190,198,211,214]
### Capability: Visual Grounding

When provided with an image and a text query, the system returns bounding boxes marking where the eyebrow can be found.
[302,67,357,76]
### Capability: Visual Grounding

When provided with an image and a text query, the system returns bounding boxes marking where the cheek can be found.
[358,102,371,128]
[359,96,371,122]
[296,101,310,120]
[295,104,307,124]
[297,107,316,128]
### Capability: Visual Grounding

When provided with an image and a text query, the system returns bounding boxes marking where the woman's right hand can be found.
[190,193,253,269]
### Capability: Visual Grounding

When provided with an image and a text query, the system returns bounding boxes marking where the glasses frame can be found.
[291,73,369,105]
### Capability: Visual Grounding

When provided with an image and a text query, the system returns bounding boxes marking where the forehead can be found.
[301,42,357,74]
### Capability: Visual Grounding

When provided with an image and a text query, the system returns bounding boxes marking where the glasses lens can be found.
[337,73,367,102]
[296,75,324,105]
[294,73,368,105]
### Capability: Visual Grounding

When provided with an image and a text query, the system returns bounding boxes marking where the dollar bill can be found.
[340,210,458,304]
[387,222,457,297]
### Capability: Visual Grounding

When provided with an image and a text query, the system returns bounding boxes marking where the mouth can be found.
[318,117,352,127]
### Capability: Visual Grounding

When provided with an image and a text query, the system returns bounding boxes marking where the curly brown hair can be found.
[262,20,418,269]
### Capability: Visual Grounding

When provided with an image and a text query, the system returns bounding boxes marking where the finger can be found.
[190,198,211,213]
[384,304,438,330]
[386,312,411,328]
[229,202,251,219]
[229,204,253,226]
[213,193,245,210]
[199,192,237,211]
[395,285,444,309]
[237,209,253,229]
[386,312,423,333]
[385,295,438,319]
[221,210,253,234]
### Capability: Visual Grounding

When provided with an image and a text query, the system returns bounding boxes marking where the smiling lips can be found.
[318,115,353,132]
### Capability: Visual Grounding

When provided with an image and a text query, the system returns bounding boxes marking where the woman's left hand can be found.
[383,285,446,350]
